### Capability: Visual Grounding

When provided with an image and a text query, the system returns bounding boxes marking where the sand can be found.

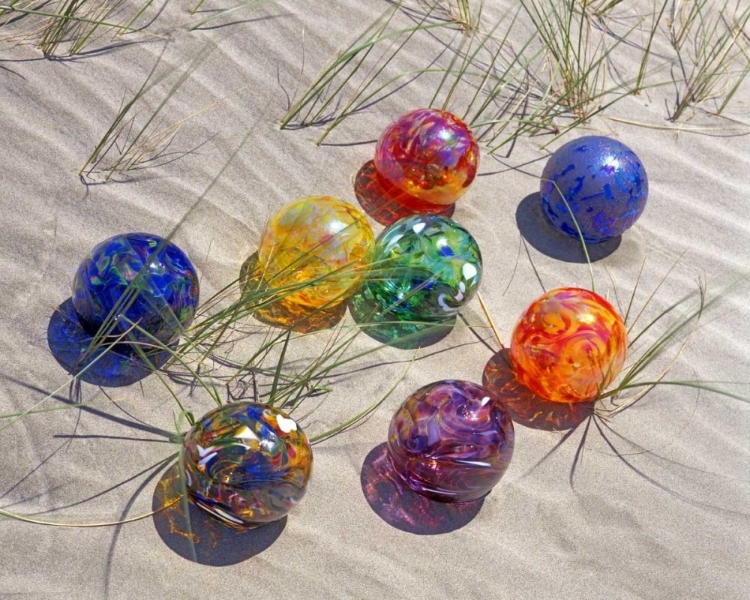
[1,1,749,598]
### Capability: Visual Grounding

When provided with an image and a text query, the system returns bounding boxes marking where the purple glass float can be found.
[387,380,514,502]
[540,136,648,243]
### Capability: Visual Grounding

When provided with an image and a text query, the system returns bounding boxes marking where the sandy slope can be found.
[1,1,749,598]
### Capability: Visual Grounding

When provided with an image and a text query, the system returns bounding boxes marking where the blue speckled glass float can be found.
[387,380,514,502]
[182,402,313,527]
[350,215,482,335]
[72,233,199,346]
[540,136,648,243]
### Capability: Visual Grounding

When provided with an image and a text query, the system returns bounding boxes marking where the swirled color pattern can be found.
[387,380,514,502]
[257,196,375,309]
[352,214,482,325]
[510,287,628,403]
[541,136,648,243]
[374,108,479,207]
[182,402,313,527]
[72,232,199,345]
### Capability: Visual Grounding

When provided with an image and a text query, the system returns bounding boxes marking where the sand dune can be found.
[1,1,749,598]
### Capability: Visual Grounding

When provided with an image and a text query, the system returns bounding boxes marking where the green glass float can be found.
[350,215,482,346]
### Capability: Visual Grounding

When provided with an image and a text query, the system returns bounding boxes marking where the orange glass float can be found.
[510,287,627,403]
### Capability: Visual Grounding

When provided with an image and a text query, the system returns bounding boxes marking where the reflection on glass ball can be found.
[72,232,199,345]
[510,287,628,403]
[375,108,479,207]
[541,136,648,243]
[182,402,313,527]
[387,380,514,502]
[257,196,375,308]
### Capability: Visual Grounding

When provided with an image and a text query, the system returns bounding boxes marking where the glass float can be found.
[72,232,199,345]
[182,402,313,527]
[374,108,479,208]
[256,196,375,310]
[510,287,628,403]
[387,380,514,502]
[540,136,648,243]
[351,214,482,327]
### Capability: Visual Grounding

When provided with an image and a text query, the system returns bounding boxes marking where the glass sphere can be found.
[72,232,199,345]
[182,402,313,527]
[374,108,479,207]
[354,214,482,323]
[387,380,515,502]
[257,196,375,308]
[510,287,628,403]
[541,136,648,243]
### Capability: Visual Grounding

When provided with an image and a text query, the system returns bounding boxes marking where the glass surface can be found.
[540,135,648,243]
[182,402,313,527]
[351,214,482,327]
[387,380,514,503]
[510,287,628,403]
[374,108,479,207]
[257,195,375,309]
[72,232,199,345]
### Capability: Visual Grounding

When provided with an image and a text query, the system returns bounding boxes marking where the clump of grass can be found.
[519,0,637,120]
[668,0,750,121]
[278,0,661,154]
[280,1,461,143]
[447,0,479,32]
[577,0,627,18]
[668,0,709,50]
[0,0,159,57]
[596,275,747,418]
[79,43,231,182]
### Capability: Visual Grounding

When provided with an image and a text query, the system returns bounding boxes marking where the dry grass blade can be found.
[280,1,459,137]
[520,0,635,119]
[669,1,750,121]
[79,42,225,182]
[668,0,709,51]
[188,0,273,31]
[0,0,160,57]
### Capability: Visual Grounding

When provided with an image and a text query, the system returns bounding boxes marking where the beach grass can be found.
[0,0,160,56]
[668,0,750,120]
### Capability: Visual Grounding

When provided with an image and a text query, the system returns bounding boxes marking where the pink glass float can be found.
[374,108,479,209]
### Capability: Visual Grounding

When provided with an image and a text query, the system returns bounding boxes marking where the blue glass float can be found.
[72,233,199,346]
[540,136,648,243]
[182,402,313,527]
[351,214,481,322]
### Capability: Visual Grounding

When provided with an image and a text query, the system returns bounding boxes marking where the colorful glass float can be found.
[182,402,313,527]
[72,232,199,345]
[387,380,515,502]
[540,136,648,243]
[254,196,375,317]
[374,108,479,210]
[349,214,482,341]
[510,287,628,403]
